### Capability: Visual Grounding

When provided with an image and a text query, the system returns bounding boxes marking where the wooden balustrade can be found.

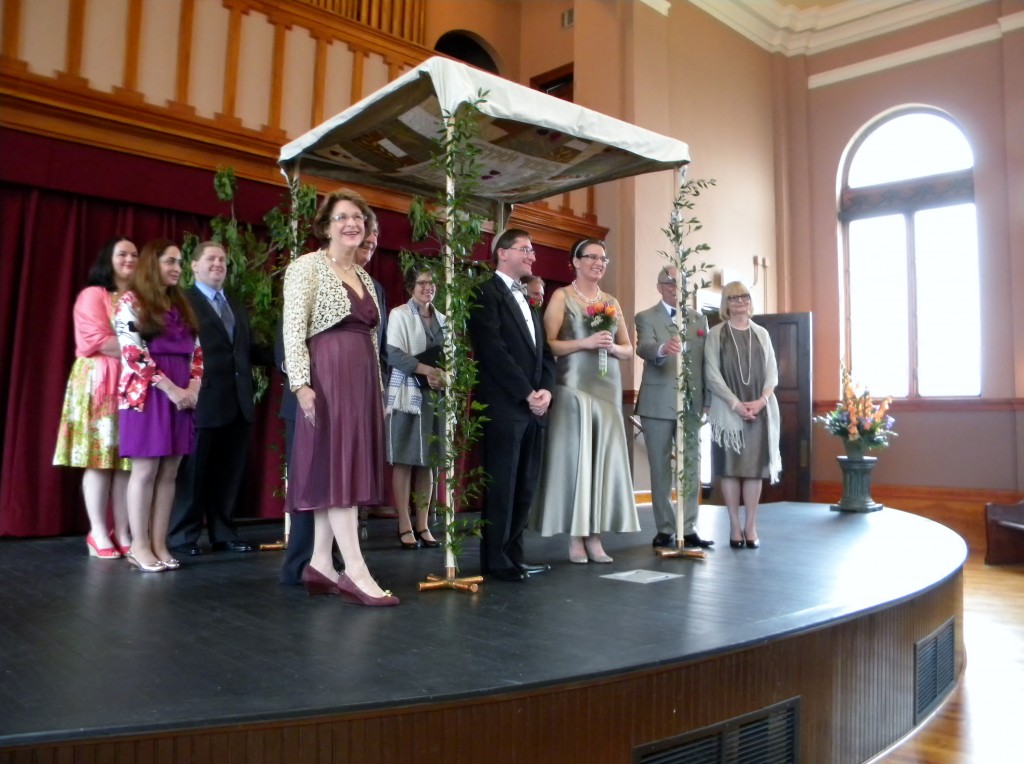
[298,0,426,45]
[0,0,601,237]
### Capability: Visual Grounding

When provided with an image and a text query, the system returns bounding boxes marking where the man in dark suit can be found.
[278,215,387,585]
[169,241,272,555]
[635,265,713,550]
[468,228,556,582]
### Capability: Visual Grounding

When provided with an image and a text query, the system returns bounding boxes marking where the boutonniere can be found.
[696,329,705,337]
[527,296,543,312]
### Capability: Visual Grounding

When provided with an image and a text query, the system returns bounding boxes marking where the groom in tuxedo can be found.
[468,229,556,582]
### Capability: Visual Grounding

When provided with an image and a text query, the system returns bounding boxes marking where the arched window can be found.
[840,109,979,397]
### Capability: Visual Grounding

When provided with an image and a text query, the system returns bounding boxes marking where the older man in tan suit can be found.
[635,266,713,549]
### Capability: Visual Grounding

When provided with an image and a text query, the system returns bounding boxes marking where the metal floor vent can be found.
[915,617,956,723]
[634,697,799,764]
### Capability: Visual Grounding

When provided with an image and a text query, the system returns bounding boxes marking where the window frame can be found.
[839,108,977,399]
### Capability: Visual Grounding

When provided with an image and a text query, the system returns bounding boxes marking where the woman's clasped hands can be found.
[734,397,768,422]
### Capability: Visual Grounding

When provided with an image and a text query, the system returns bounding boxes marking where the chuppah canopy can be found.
[278,56,690,220]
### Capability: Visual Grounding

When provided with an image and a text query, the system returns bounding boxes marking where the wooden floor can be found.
[875,554,1024,763]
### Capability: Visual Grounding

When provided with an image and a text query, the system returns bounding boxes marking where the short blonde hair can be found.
[720,281,753,320]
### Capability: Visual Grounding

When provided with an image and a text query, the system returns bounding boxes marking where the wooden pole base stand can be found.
[654,546,707,561]
[418,567,484,593]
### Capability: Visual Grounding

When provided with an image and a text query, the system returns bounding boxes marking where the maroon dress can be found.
[288,285,384,511]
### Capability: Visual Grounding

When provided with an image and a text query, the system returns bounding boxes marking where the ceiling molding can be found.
[685,0,993,56]
[808,24,1000,88]
[638,0,672,16]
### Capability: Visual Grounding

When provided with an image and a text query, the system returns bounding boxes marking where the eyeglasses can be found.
[414,280,435,287]
[658,279,677,287]
[329,213,366,224]
[727,294,751,303]
[504,246,536,255]
[579,254,611,264]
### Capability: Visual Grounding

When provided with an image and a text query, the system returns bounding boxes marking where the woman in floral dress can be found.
[54,236,138,559]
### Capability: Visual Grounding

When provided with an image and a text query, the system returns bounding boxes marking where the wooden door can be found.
[757,312,813,502]
[705,311,813,502]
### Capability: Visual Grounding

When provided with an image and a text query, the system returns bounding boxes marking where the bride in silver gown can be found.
[530,239,640,563]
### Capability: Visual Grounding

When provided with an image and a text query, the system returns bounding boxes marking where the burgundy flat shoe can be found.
[336,573,399,607]
[301,565,340,596]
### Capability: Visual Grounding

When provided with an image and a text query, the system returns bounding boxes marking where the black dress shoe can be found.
[682,533,715,549]
[489,567,527,582]
[652,533,676,549]
[172,543,204,557]
[516,562,550,575]
[212,540,255,553]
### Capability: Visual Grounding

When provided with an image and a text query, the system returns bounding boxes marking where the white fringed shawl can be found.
[703,320,782,484]
[384,300,446,415]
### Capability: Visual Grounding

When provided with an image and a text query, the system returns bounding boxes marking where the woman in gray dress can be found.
[385,265,446,549]
[704,281,781,548]
[531,239,639,563]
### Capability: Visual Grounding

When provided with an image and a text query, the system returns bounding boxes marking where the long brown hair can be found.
[131,239,198,339]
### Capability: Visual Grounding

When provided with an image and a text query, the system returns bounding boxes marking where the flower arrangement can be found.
[815,367,897,449]
[585,301,618,376]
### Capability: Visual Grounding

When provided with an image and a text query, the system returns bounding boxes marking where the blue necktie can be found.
[214,292,235,340]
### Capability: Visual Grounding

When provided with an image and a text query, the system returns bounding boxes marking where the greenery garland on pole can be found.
[402,94,493,590]
[657,175,715,559]
[181,167,318,403]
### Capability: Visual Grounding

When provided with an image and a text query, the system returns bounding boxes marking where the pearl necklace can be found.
[727,322,753,386]
[571,280,600,304]
[324,249,354,272]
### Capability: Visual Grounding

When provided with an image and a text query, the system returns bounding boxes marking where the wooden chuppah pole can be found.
[656,166,705,562]
[419,118,483,593]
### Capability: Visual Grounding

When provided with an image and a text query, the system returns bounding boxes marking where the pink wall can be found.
[791,21,1022,489]
[421,0,1024,491]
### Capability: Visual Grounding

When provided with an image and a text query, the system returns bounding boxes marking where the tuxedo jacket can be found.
[186,285,271,428]
[635,302,708,420]
[468,274,555,421]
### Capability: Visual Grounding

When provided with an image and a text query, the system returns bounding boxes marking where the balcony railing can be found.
[0,0,602,244]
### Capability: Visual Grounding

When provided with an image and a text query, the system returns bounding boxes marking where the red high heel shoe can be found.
[86,533,121,560]
[302,565,340,596]
[110,530,131,557]
[336,573,399,606]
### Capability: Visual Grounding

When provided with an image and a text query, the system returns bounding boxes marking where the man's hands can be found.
[528,389,552,417]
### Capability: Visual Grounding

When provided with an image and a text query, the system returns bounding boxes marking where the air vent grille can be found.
[915,617,956,722]
[635,697,799,764]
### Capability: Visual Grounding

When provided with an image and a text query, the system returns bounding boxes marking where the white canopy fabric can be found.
[278,56,690,216]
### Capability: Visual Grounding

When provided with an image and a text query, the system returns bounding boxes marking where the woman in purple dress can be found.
[282,189,397,606]
[115,240,203,572]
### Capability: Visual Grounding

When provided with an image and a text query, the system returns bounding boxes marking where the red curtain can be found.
[0,128,570,537]
[0,182,293,535]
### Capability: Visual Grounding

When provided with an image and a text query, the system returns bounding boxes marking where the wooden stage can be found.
[0,503,966,763]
